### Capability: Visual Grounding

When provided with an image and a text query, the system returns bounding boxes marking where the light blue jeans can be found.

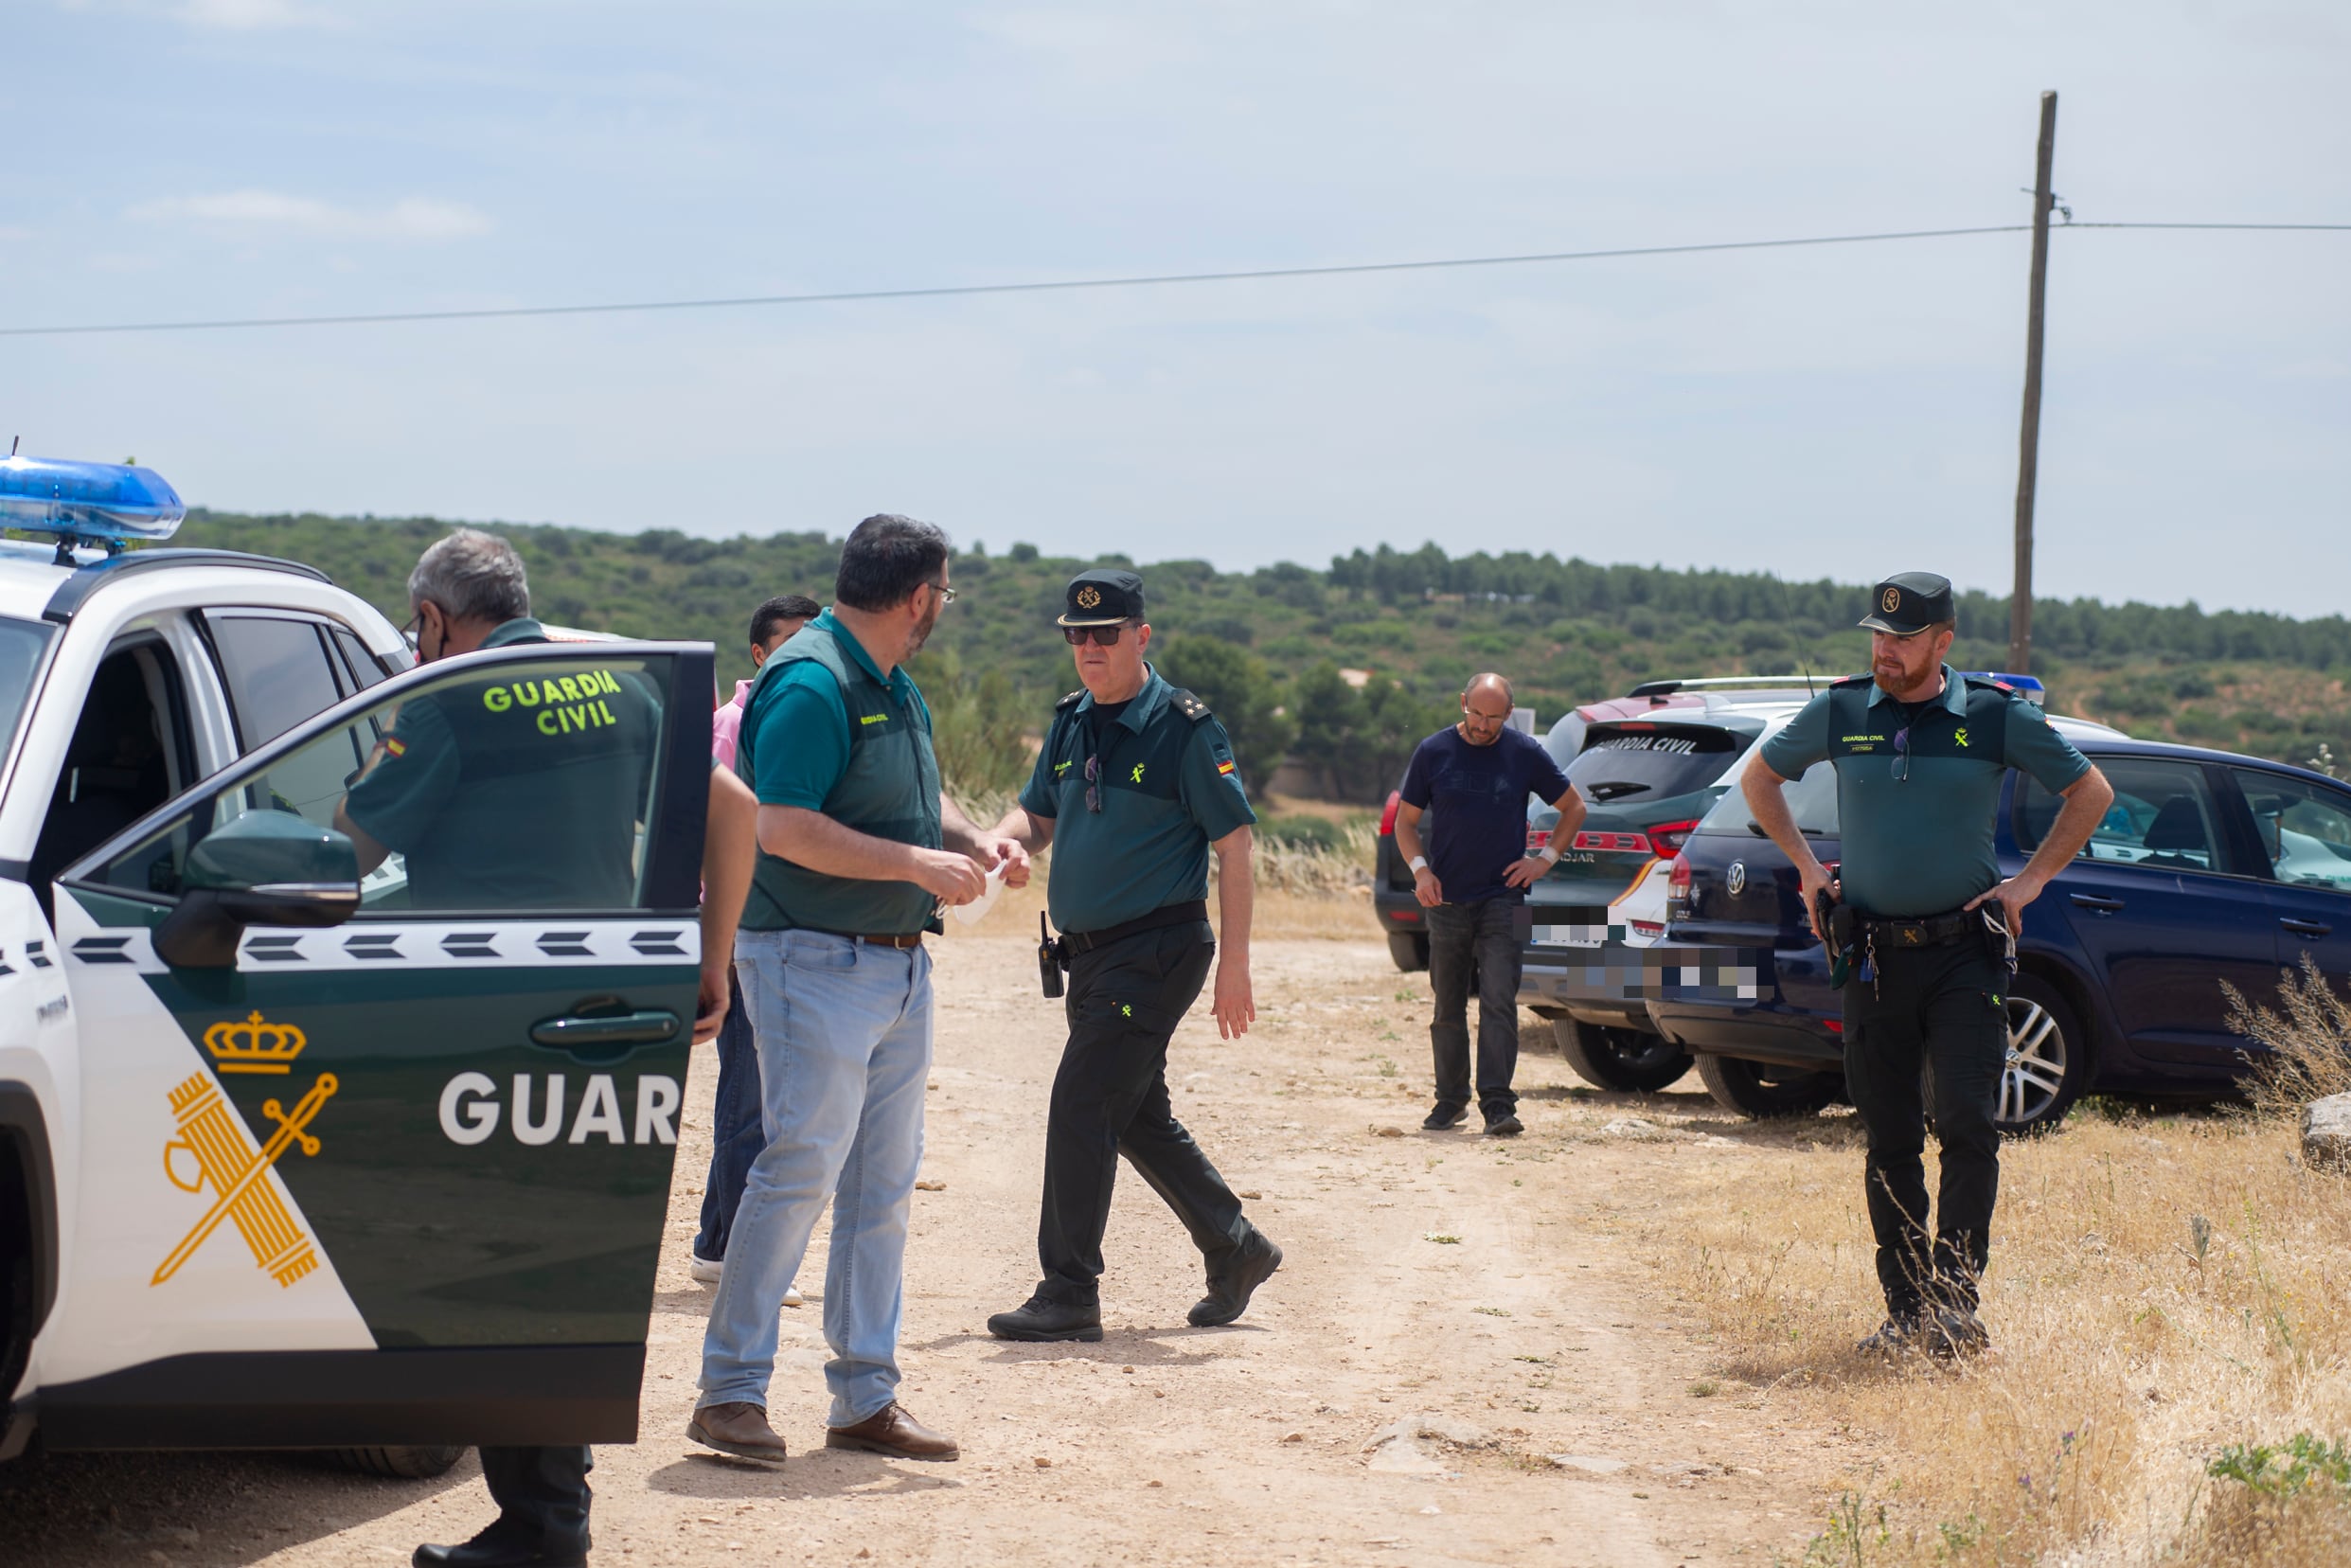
[697,928,932,1426]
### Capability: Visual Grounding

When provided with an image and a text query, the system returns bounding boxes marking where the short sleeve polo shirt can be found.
[1021,667,1256,933]
[1759,666,2091,917]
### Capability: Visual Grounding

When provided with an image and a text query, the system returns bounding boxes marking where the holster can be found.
[1038,913,1065,999]
[1822,895,1860,989]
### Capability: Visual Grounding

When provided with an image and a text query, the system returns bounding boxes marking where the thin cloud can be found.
[127,190,491,241]
[173,0,333,29]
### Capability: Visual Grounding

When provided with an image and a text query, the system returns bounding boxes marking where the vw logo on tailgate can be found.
[1726,861,1748,896]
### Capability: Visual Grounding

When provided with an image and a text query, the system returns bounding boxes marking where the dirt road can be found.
[4,935,1845,1565]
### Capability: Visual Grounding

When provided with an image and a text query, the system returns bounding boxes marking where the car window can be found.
[1566,723,1750,803]
[2232,769,2351,894]
[86,650,678,915]
[2018,757,2224,872]
[208,614,347,750]
[1698,756,1837,837]
[0,616,54,764]
[329,625,393,694]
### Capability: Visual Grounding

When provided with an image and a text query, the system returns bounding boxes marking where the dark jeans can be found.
[693,972,762,1262]
[1425,898,1523,1115]
[476,1445,591,1553]
[1035,922,1252,1307]
[1842,932,2007,1319]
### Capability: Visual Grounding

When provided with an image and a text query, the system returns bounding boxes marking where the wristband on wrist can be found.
[1408,855,1430,874]
[1538,845,1561,864]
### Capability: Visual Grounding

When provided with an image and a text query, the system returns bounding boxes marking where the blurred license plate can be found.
[1531,923,1605,949]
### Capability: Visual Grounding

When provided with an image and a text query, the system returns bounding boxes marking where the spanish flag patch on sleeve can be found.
[383,737,406,758]
[1216,758,1236,775]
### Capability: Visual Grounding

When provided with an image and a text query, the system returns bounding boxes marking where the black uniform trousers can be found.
[1035,920,1253,1306]
[475,1445,592,1553]
[1840,928,2008,1320]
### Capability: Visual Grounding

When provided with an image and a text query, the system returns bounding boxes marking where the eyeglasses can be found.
[1893,726,1911,784]
[926,582,957,605]
[1083,753,1104,812]
[1061,624,1127,647]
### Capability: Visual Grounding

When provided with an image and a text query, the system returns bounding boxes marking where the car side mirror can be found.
[153,811,363,969]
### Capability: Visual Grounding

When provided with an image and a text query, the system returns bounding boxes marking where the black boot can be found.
[987,1294,1104,1343]
[1190,1231,1283,1327]
[414,1523,587,1568]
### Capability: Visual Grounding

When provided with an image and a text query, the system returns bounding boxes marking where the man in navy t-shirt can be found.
[1394,673,1584,1135]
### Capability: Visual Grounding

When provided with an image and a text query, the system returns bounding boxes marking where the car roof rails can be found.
[1625,674,1826,704]
[43,548,332,624]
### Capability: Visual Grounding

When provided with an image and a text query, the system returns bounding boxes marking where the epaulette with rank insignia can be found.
[1168,687,1213,722]
[1056,689,1085,710]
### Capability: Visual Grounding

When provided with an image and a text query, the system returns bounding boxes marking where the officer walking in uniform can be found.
[331,528,757,1568]
[982,569,1280,1343]
[1741,572,2112,1358]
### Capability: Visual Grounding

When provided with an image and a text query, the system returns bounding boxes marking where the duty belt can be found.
[854,933,925,949]
[1857,910,1977,950]
[1058,900,1211,956]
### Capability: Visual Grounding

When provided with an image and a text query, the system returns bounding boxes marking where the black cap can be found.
[1857,571,1954,635]
[1057,567,1145,627]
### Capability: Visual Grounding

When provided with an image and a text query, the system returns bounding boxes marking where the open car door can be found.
[39,640,712,1452]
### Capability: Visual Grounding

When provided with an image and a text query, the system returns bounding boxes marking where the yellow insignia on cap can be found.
[1076,585,1102,610]
[1882,586,1901,614]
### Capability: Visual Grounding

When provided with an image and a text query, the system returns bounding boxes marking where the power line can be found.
[1,221,2342,340]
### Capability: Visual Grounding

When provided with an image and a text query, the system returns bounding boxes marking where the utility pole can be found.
[2007,89,2057,675]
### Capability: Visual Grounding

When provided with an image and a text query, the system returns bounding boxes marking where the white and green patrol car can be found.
[0,457,711,1473]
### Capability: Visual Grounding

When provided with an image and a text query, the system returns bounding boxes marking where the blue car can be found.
[1649,723,2351,1132]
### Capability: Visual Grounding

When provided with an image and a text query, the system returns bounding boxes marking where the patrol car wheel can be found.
[1695,1053,1841,1119]
[1923,974,2086,1136]
[329,1445,469,1479]
[1557,1021,1692,1094]
[1386,932,1430,972]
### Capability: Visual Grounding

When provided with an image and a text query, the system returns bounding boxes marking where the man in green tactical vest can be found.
[1742,571,2112,1363]
[980,568,1280,1344]
[690,514,1029,1468]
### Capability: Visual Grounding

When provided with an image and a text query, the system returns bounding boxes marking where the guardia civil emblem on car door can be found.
[1727,861,1748,896]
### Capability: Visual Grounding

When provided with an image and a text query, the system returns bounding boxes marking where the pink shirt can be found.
[711,678,756,769]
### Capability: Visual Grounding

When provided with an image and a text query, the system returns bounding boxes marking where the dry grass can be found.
[1641,971,2351,1563]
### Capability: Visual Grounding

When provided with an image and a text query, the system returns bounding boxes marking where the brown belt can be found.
[854,933,925,950]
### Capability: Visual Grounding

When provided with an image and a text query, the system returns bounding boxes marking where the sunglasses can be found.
[1061,624,1129,647]
[1893,726,1912,783]
[1083,752,1104,812]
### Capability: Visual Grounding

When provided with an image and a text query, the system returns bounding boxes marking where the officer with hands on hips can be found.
[1740,571,2112,1360]
[982,568,1281,1342]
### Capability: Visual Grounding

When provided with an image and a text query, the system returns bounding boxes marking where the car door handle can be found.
[529,1009,683,1051]
[2281,918,2334,938]
[2069,894,2126,914]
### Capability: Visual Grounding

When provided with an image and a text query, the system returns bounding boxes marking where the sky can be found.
[6,1,2347,616]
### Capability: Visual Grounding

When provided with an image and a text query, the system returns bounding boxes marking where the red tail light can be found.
[1668,853,1691,899]
[1824,1018,1843,1035]
[1379,791,1401,837]
[1648,819,1700,856]
[1573,829,1653,854]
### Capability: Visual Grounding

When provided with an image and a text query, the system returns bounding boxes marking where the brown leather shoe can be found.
[688,1400,788,1464]
[825,1401,959,1461]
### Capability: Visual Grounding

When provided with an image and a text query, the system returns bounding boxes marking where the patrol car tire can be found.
[1923,973,2086,1137]
[1694,1053,1840,1120]
[1386,932,1430,972]
[1557,1021,1692,1094]
[329,1445,469,1480]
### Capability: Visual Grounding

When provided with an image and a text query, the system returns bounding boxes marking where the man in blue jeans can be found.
[1392,674,1583,1137]
[689,514,1027,1466]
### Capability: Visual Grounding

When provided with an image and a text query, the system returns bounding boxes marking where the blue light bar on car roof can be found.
[0,453,186,548]
[1960,670,2045,704]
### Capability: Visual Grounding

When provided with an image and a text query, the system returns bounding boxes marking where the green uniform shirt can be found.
[736,610,943,935]
[342,617,665,910]
[1759,664,2091,918]
[1020,666,1256,934]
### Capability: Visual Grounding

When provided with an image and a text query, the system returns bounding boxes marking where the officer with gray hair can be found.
[403,526,533,663]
